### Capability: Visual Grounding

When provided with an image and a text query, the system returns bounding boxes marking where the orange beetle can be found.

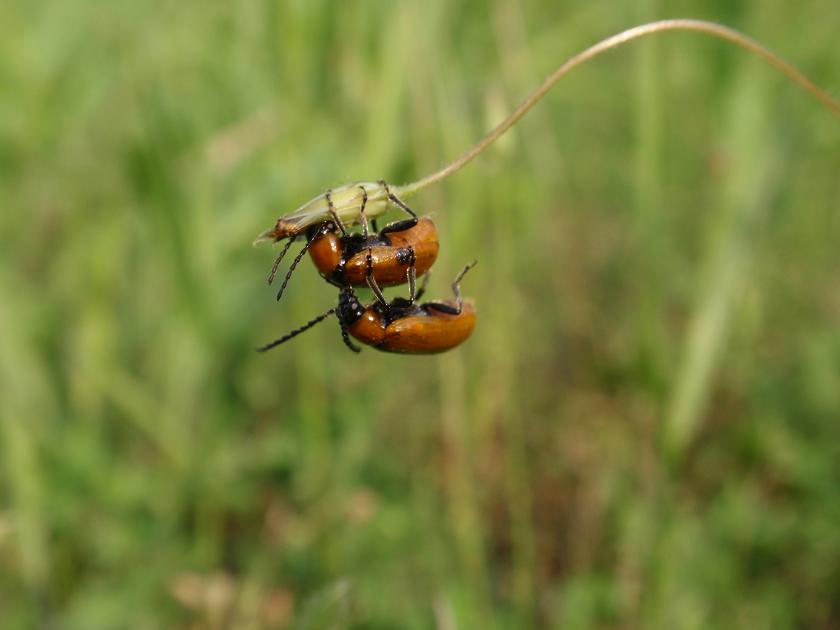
[310,216,437,290]
[258,262,477,355]
[268,215,439,306]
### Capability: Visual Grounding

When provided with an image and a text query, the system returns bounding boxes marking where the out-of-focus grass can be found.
[2,1,840,628]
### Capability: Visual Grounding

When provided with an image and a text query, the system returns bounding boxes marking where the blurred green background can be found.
[2,1,840,628]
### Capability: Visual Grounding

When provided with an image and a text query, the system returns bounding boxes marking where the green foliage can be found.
[2,1,839,628]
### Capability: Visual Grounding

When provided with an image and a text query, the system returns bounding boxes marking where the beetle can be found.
[258,262,477,355]
[268,215,440,305]
[255,180,415,244]
[308,217,439,289]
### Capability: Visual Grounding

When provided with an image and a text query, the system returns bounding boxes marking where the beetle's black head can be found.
[337,288,365,326]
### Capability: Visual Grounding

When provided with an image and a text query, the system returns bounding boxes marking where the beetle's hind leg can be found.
[357,185,370,239]
[358,185,392,308]
[425,260,477,315]
[414,268,431,303]
[379,179,418,221]
[365,249,389,308]
[407,264,417,304]
[397,246,417,304]
[450,260,478,312]
[379,218,418,236]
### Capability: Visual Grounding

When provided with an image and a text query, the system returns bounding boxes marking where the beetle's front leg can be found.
[325,189,348,236]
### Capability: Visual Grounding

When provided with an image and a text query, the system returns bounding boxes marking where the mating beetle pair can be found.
[257,181,477,354]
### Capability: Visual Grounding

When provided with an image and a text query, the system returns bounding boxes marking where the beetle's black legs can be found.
[357,186,370,239]
[379,218,419,236]
[257,308,335,352]
[450,260,477,312]
[365,244,418,305]
[407,266,417,304]
[414,269,431,302]
[366,249,389,307]
[379,180,418,221]
[268,235,299,285]
[405,247,417,303]
[425,260,477,315]
[358,185,387,307]
[325,189,347,236]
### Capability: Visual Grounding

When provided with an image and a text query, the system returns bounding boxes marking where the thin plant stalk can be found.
[394,19,840,198]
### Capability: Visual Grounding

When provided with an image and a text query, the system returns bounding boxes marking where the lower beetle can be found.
[258,262,477,355]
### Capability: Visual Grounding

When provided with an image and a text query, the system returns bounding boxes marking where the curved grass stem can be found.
[393,19,840,198]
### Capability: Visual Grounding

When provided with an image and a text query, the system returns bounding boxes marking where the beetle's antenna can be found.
[257,308,336,352]
[393,19,840,198]
[338,319,361,353]
[275,224,330,302]
[275,241,311,302]
[268,236,298,285]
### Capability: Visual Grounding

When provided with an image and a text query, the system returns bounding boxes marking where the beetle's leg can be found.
[366,249,389,308]
[425,260,477,315]
[268,235,298,285]
[379,218,418,236]
[325,189,347,236]
[450,260,477,313]
[356,184,382,302]
[414,269,431,302]
[257,307,335,352]
[357,186,391,308]
[402,246,417,304]
[371,218,379,233]
[425,302,460,315]
[275,223,330,302]
[379,179,418,221]
[357,185,370,239]
[407,266,417,304]
[338,318,361,353]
